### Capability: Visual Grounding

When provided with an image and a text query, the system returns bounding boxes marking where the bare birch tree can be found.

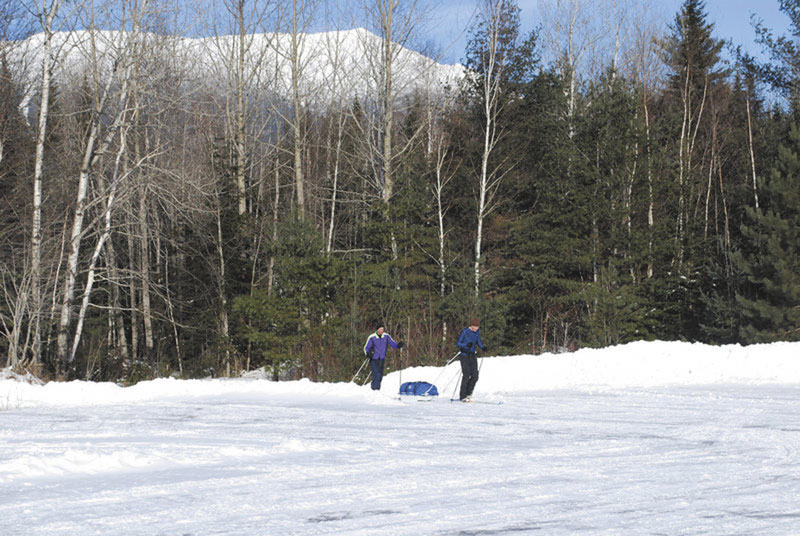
[429,107,457,345]
[358,0,431,263]
[744,78,759,210]
[320,16,349,255]
[26,0,67,366]
[539,0,601,137]
[627,0,662,278]
[205,0,275,216]
[55,0,154,375]
[284,0,318,221]
[664,0,723,267]
[466,0,519,301]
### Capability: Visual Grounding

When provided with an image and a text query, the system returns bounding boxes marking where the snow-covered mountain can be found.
[8,27,464,114]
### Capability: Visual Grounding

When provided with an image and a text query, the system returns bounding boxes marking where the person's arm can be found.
[456,329,469,352]
[387,334,400,349]
[364,336,374,356]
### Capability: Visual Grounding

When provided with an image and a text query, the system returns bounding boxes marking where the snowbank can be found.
[2,340,799,408]
[474,340,800,392]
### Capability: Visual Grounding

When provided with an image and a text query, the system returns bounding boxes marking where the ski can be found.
[449,398,503,405]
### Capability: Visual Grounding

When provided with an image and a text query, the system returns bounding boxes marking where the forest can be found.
[1,0,799,382]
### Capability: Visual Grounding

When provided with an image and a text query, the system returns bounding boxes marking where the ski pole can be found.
[398,346,403,395]
[351,357,369,383]
[433,365,462,396]
[445,351,461,366]
[450,370,462,400]
[421,351,461,396]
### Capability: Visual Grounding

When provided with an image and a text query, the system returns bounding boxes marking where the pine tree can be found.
[493,70,590,352]
[733,124,800,342]
[665,0,724,96]
[662,0,725,247]
[657,0,730,340]
[232,218,346,380]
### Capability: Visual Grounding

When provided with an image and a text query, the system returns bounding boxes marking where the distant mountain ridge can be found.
[7,27,464,115]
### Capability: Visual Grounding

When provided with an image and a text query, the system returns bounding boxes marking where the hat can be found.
[376,322,385,331]
[469,318,480,327]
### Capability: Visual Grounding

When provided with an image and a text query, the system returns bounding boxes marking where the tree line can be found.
[1,0,799,383]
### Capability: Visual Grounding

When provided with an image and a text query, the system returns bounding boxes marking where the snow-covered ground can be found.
[2,341,800,535]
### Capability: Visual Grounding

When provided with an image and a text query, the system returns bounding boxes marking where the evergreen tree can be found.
[458,0,540,347]
[733,124,800,342]
[493,70,590,352]
[655,0,729,340]
[578,71,655,345]
[232,219,346,380]
[664,0,725,96]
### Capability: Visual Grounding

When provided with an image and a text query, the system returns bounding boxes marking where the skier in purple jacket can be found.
[364,323,404,390]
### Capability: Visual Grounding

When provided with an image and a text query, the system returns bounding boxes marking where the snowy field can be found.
[2,340,800,535]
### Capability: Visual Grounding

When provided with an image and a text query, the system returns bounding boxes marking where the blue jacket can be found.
[456,327,483,356]
[364,332,399,360]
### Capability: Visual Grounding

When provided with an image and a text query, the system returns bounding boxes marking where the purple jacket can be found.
[364,332,399,360]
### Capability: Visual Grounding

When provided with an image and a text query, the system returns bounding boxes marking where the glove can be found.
[367,350,374,359]
[481,346,487,352]
[397,341,404,349]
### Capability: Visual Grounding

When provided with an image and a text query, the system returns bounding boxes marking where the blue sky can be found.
[425,0,791,65]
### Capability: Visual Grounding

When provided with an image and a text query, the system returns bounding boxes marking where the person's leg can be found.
[370,359,379,390]
[465,354,479,397]
[459,355,470,400]
[370,359,384,390]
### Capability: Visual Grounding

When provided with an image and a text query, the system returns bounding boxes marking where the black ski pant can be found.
[370,358,385,390]
[459,353,479,400]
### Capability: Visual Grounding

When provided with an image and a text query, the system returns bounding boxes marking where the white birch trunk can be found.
[716,152,731,250]
[104,232,129,362]
[746,96,759,210]
[473,0,504,302]
[267,154,280,296]
[56,121,102,369]
[127,220,139,362]
[644,93,654,279]
[139,183,155,360]
[235,1,248,215]
[215,201,231,376]
[56,24,136,371]
[677,68,690,260]
[291,0,306,220]
[70,128,128,363]
[326,121,344,255]
[30,1,63,364]
[433,134,451,347]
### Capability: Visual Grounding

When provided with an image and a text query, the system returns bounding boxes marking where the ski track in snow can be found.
[2,341,800,535]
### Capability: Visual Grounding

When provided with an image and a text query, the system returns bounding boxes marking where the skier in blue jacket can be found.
[456,318,486,401]
[364,323,404,390]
